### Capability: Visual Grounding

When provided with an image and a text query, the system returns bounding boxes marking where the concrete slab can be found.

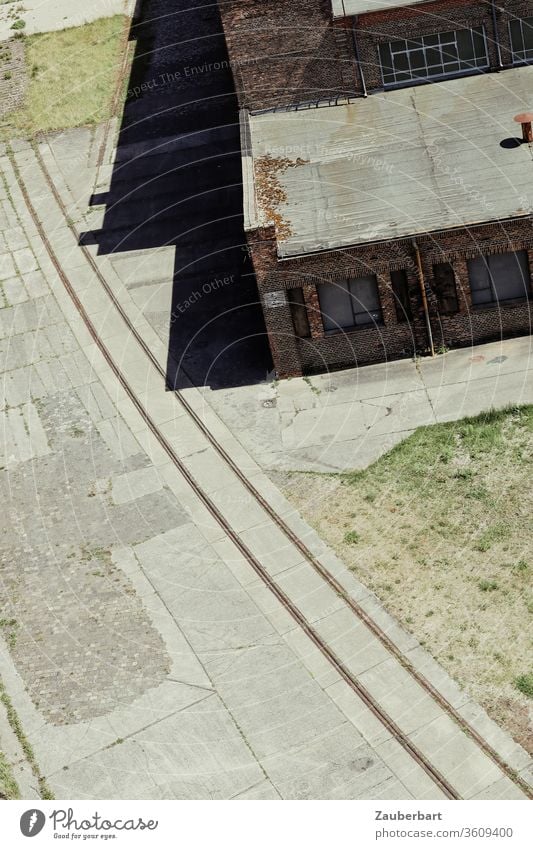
[111,465,165,505]
[2,98,530,804]
[48,693,264,800]
[429,370,533,421]
[410,713,505,799]
[313,607,394,677]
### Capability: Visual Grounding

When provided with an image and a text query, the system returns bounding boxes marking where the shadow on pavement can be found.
[81,0,272,390]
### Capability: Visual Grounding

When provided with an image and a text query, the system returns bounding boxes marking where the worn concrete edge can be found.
[6,137,533,791]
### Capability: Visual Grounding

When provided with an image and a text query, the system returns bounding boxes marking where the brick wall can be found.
[247,218,533,376]
[220,0,533,110]
[218,0,355,111]
[357,0,533,91]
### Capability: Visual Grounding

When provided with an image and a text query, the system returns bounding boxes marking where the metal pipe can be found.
[412,239,435,357]
[491,2,503,69]
[352,16,368,97]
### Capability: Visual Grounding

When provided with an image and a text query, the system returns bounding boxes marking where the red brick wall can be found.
[218,0,355,111]
[220,0,533,110]
[247,219,533,376]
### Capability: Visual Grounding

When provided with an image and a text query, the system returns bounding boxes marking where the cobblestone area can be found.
[0,38,26,118]
[0,172,184,726]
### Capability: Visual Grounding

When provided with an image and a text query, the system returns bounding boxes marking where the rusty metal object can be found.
[514,112,533,143]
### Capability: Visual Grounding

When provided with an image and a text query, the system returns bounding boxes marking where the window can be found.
[317,276,383,332]
[390,269,412,322]
[433,263,459,314]
[467,251,530,306]
[509,18,533,63]
[379,28,488,87]
[289,288,310,338]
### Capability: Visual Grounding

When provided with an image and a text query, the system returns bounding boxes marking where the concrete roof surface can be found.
[244,67,533,258]
[331,0,430,18]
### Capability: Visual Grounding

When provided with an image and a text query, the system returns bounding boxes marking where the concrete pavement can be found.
[0,133,531,799]
[202,335,533,473]
[0,1,134,41]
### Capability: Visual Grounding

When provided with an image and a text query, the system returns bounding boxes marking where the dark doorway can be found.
[82,0,271,389]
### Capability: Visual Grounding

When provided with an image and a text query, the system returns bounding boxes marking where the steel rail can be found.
[8,150,466,802]
[28,142,533,801]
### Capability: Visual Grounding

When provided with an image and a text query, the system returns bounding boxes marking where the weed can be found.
[68,425,85,438]
[514,673,533,698]
[0,748,20,799]
[303,375,321,396]
[0,679,53,798]
[343,530,360,545]
[475,523,510,552]
[478,579,499,592]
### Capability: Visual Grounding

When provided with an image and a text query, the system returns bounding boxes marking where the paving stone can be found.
[2,275,28,305]
[111,466,165,505]
[22,269,49,299]
[0,253,17,280]
[1,108,529,802]
[4,227,28,251]
[48,693,264,800]
[12,247,38,275]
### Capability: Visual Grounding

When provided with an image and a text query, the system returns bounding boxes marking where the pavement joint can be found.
[1,66,531,799]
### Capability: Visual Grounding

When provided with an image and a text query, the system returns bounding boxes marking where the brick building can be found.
[221,0,533,376]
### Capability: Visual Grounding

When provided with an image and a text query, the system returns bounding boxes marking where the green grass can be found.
[344,406,530,490]
[0,16,126,139]
[514,673,533,698]
[478,579,499,592]
[274,404,533,753]
[343,530,360,545]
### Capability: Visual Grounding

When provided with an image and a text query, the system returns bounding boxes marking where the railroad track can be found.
[7,143,532,801]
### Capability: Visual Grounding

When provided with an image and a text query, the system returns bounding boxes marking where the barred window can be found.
[289,288,311,338]
[509,18,533,63]
[317,276,383,332]
[467,251,530,306]
[390,269,412,322]
[379,28,488,87]
[433,263,459,314]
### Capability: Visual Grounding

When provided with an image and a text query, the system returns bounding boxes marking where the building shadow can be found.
[81,0,272,390]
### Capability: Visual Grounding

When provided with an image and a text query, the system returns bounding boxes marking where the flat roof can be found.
[242,67,533,258]
[330,0,429,17]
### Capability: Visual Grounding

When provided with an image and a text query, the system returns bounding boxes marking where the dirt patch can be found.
[270,406,533,754]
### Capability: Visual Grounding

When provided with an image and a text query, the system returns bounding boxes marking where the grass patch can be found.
[343,530,360,545]
[0,748,20,799]
[0,679,53,798]
[0,16,126,139]
[478,579,499,592]
[514,673,533,698]
[272,404,533,753]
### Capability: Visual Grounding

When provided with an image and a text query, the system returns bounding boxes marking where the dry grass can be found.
[0,746,19,799]
[0,16,126,139]
[271,405,533,753]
